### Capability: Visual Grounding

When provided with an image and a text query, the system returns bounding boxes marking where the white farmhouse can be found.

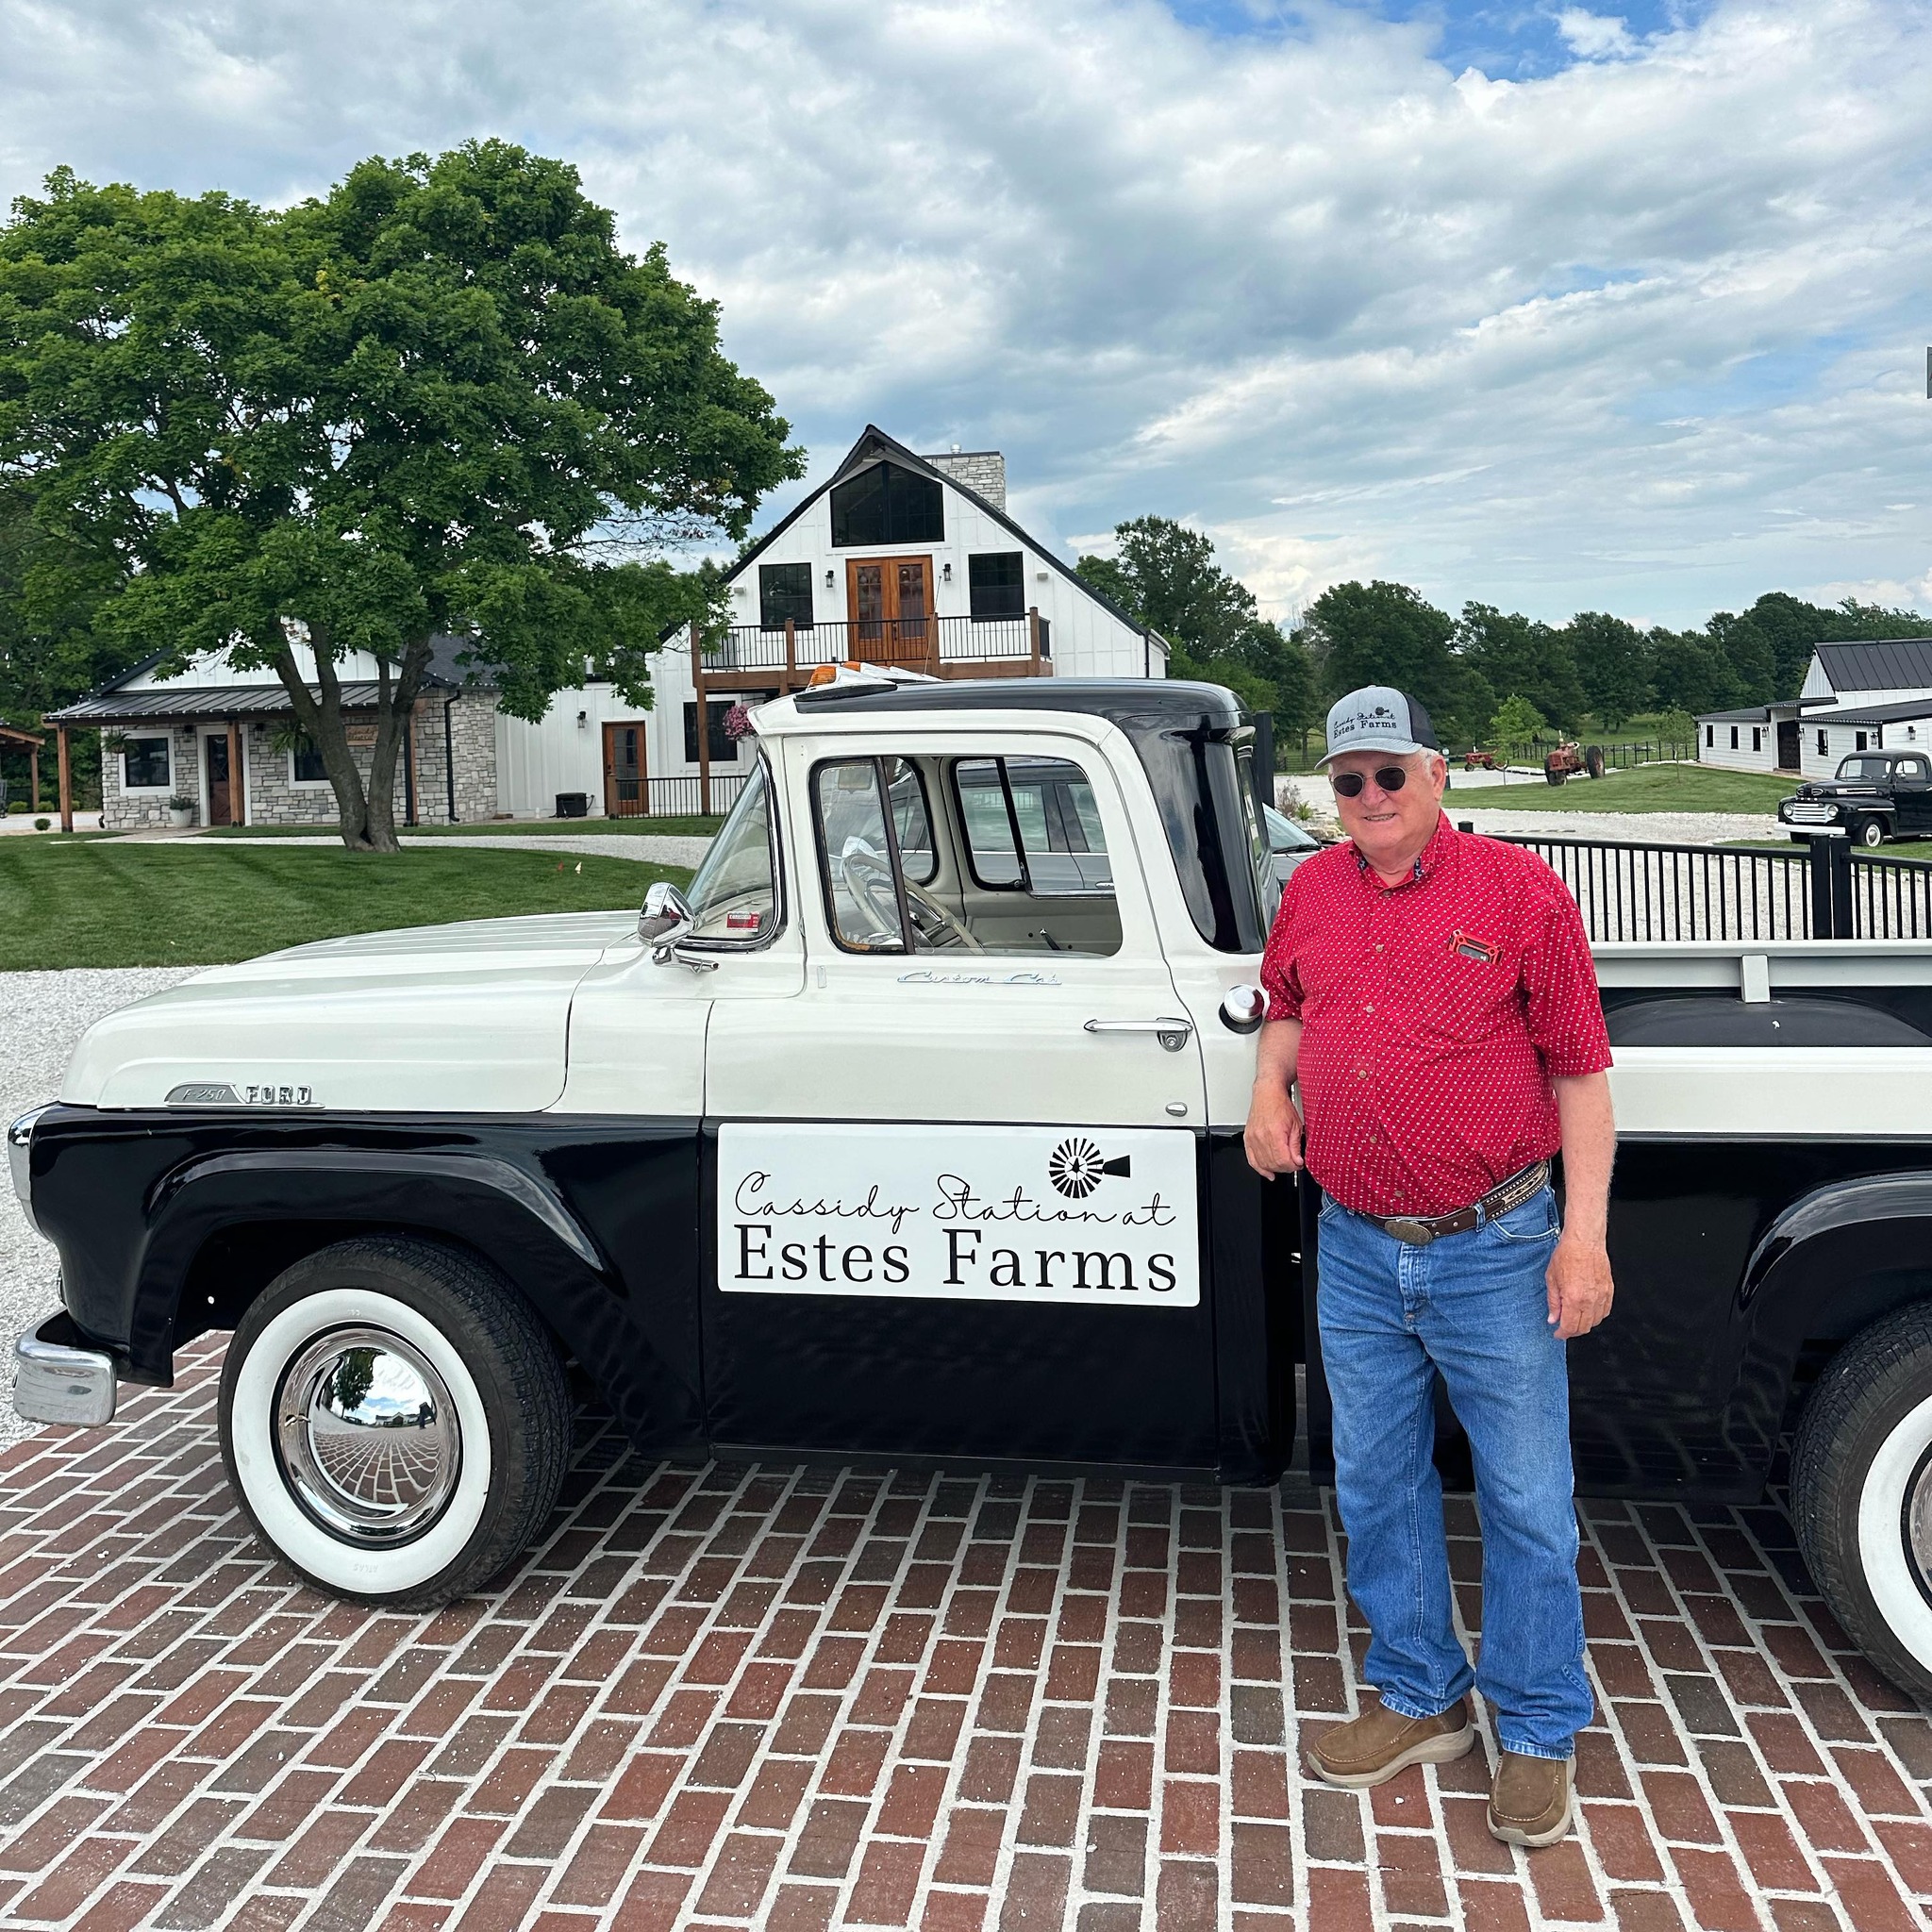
[1696,640,1932,781]
[50,427,1168,830]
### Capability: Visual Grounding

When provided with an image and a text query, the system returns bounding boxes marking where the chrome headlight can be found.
[7,1106,53,1236]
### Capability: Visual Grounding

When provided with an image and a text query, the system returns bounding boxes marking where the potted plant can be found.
[167,794,195,829]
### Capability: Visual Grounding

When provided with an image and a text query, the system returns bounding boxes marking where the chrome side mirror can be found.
[1220,983,1268,1034]
[638,879,692,944]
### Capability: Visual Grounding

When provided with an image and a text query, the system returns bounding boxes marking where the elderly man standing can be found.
[1245,686,1616,1848]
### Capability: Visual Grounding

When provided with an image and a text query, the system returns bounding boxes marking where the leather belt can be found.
[1363,1160,1552,1247]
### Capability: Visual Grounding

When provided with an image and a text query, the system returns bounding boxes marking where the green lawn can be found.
[205,814,724,841]
[0,841,691,971]
[1457,763,1794,815]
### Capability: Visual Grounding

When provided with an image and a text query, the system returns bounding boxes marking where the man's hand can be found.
[1244,1084,1306,1177]
[1546,1232,1613,1340]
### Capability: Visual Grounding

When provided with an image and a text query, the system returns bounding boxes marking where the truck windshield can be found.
[1836,757,1891,782]
[682,759,779,942]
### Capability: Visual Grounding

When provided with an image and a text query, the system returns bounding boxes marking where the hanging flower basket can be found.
[723,703,756,742]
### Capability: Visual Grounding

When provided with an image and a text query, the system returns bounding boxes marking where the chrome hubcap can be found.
[1905,1447,1932,1598]
[275,1328,461,1546]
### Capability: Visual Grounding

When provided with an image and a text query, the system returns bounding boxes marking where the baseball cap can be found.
[1317,685,1441,768]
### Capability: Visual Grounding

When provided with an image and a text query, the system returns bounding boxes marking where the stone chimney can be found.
[924,446,1007,512]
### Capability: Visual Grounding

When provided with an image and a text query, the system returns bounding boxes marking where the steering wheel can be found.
[838,840,903,947]
[838,839,983,953]
[905,880,983,953]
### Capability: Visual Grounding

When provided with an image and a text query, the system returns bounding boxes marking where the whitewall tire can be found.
[219,1238,569,1607]
[1791,1305,1932,1703]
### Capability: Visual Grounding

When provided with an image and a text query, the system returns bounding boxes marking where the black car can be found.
[1780,749,1932,846]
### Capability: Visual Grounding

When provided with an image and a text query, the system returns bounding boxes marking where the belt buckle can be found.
[1384,1217,1437,1247]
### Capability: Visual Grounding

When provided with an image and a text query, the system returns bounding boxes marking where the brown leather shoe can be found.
[1304,1691,1475,1790]
[1487,1751,1574,1846]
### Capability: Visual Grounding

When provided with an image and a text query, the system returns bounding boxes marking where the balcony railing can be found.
[696,615,1048,679]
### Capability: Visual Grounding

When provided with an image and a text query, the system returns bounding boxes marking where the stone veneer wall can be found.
[923,450,1007,511]
[96,691,502,830]
[98,724,200,830]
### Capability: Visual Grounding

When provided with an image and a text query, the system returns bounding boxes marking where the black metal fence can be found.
[702,617,1046,676]
[1466,826,1932,941]
[606,774,746,821]
[1517,736,1697,770]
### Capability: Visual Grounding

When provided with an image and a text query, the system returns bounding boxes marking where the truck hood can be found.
[61,910,641,1114]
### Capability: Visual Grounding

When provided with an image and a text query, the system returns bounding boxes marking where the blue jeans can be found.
[1315,1184,1591,1759]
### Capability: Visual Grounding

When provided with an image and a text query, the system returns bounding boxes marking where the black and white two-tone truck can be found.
[12,677,1932,1705]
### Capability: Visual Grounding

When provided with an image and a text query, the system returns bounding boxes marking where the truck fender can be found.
[135,1147,701,1446]
[1733,1172,1932,1436]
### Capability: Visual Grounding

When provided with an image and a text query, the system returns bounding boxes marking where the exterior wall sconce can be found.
[824,569,834,589]
[941,562,952,583]
[576,710,589,730]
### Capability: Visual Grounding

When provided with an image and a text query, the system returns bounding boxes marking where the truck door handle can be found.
[1084,1017,1194,1053]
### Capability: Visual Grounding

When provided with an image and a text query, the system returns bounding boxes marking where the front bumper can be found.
[13,1312,117,1427]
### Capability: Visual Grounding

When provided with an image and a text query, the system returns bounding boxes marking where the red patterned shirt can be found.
[1259,815,1612,1218]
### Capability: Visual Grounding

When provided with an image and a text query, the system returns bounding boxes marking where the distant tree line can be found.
[1077,518,1932,757]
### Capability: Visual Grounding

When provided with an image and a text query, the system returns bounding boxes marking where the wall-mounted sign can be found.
[344,722,378,748]
[717,1122,1199,1307]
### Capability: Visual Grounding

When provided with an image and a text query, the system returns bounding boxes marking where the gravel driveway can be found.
[0,968,194,1447]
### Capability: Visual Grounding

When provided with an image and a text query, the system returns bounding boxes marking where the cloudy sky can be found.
[3,0,1927,627]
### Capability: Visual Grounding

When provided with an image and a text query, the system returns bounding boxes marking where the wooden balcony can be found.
[689,612,1051,697]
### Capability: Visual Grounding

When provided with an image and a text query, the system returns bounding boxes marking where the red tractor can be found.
[1463,749,1499,772]
[1543,741,1607,785]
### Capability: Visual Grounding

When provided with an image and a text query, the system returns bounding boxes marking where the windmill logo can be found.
[1046,1138,1134,1200]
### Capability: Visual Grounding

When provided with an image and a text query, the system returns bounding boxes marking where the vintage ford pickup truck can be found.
[12,678,1932,1706]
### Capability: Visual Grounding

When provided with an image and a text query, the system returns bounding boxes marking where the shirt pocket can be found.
[1405,937,1524,1044]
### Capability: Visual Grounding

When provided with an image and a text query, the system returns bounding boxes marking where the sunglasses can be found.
[1331,766,1410,798]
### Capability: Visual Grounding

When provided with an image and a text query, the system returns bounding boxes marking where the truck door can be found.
[702,727,1220,1470]
[1893,755,1932,839]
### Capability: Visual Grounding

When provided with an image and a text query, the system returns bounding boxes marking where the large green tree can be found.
[1074,515,1315,735]
[1564,611,1651,729]
[0,144,802,849]
[1299,579,1492,744]
[1454,601,1586,733]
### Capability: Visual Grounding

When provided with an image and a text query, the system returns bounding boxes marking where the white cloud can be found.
[0,0,1927,626]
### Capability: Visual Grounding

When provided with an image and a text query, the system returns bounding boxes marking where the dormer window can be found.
[830,462,943,547]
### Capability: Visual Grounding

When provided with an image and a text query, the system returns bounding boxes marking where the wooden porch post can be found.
[227,719,244,827]
[57,726,73,833]
[784,618,796,695]
[1027,607,1042,678]
[691,621,712,816]
[29,748,39,812]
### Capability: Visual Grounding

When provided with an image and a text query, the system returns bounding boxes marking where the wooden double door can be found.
[845,557,935,668]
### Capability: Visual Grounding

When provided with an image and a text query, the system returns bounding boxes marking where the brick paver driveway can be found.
[1,1339,1928,1932]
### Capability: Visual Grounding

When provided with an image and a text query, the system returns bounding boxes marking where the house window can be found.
[1752,727,1761,752]
[829,462,944,547]
[968,552,1024,622]
[1705,724,1714,747]
[684,699,738,765]
[122,737,171,790]
[1817,729,1827,757]
[1729,726,1739,749]
[1856,731,1869,751]
[289,734,328,784]
[758,563,813,632]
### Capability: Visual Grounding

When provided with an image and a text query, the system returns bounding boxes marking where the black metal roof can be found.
[1696,705,1775,723]
[47,632,491,722]
[1813,639,1932,693]
[791,675,1242,731]
[1801,697,1932,727]
[47,683,395,724]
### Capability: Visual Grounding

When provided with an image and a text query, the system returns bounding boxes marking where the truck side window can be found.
[814,759,911,952]
[953,757,1113,897]
[683,759,780,943]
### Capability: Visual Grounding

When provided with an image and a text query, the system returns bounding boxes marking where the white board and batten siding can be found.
[1698,718,1780,774]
